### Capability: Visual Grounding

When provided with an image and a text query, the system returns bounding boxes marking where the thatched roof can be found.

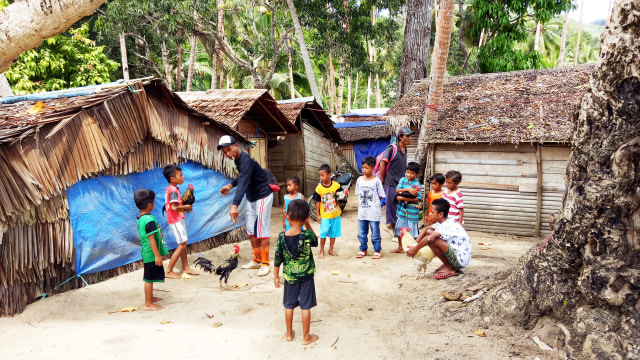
[178,89,298,135]
[386,65,594,143]
[334,121,392,142]
[276,97,341,142]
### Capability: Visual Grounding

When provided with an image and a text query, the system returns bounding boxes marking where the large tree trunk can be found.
[119,32,129,81]
[0,0,108,73]
[212,0,225,90]
[176,44,183,91]
[534,21,541,51]
[186,35,197,92]
[415,0,456,166]
[285,0,322,105]
[574,0,584,65]
[557,11,569,67]
[161,39,172,91]
[460,2,640,358]
[398,0,433,97]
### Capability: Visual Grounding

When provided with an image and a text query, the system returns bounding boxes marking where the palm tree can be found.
[557,11,569,67]
[574,0,584,65]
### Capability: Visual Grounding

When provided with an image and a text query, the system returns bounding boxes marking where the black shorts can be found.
[143,262,165,283]
[283,277,317,310]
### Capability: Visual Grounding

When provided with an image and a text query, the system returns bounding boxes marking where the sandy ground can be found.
[0,199,557,360]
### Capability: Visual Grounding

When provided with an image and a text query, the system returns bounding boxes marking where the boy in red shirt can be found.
[163,165,196,279]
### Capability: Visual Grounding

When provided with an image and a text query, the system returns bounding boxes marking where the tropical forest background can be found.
[2,0,604,114]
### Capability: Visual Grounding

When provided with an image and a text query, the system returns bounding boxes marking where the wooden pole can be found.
[535,143,543,237]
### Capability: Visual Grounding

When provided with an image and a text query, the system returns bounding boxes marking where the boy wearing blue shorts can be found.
[313,164,341,259]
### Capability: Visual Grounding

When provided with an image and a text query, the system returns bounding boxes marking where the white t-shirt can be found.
[432,218,472,267]
[355,176,385,222]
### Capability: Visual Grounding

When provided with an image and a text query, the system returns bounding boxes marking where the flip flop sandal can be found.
[434,271,459,280]
[433,264,446,274]
[372,252,381,259]
[356,251,366,258]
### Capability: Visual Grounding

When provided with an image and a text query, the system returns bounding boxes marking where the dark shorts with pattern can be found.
[143,262,165,283]
[283,277,317,310]
[444,247,462,269]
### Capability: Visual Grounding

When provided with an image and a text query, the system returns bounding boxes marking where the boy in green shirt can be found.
[135,189,169,311]
[274,199,319,345]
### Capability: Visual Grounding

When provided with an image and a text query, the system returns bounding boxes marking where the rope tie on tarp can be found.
[41,274,90,299]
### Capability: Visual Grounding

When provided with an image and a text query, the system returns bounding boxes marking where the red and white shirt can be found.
[442,189,464,223]
[165,185,184,225]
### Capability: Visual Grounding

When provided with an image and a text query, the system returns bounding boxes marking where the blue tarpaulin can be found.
[353,138,393,172]
[68,162,246,275]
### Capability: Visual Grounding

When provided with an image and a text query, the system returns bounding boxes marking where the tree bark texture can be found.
[557,11,569,67]
[119,32,129,81]
[186,35,197,92]
[398,0,433,97]
[574,0,584,65]
[416,0,455,167]
[286,0,322,105]
[460,2,640,358]
[0,0,108,73]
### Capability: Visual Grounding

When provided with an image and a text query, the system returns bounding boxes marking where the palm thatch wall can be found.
[0,80,248,316]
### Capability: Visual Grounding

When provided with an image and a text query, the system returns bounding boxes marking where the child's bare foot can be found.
[151,297,163,302]
[318,252,324,259]
[390,247,405,253]
[302,334,319,345]
[328,250,338,256]
[165,271,181,279]
[183,268,199,275]
[143,303,164,311]
[285,330,295,342]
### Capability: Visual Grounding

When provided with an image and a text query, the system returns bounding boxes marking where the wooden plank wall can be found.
[539,146,570,236]
[303,122,332,197]
[433,143,569,237]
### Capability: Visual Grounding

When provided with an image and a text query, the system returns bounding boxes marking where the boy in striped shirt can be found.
[442,170,464,224]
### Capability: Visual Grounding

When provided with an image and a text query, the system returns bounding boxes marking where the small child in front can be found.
[283,176,313,232]
[406,198,471,279]
[426,173,445,225]
[163,164,196,279]
[134,189,169,311]
[443,170,464,224]
[313,164,342,259]
[391,162,422,253]
[355,156,385,259]
[274,199,319,345]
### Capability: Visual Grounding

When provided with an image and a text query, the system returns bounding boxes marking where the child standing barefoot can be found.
[274,199,319,345]
[134,189,169,311]
[163,165,196,279]
[355,157,385,259]
[313,164,342,259]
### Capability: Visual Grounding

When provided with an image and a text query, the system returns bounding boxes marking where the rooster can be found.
[194,245,240,287]
[162,184,195,216]
[401,227,436,280]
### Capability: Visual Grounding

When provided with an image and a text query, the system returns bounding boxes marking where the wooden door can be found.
[249,137,268,168]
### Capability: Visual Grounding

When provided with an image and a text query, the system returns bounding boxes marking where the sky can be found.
[569,0,613,24]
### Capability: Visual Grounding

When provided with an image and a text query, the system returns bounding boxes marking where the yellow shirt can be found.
[314,181,342,219]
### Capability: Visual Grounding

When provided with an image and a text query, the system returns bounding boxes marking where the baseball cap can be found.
[397,126,414,136]
[217,135,237,150]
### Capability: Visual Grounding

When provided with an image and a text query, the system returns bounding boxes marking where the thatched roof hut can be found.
[334,121,392,143]
[277,96,340,142]
[385,65,594,237]
[0,79,248,316]
[177,89,298,136]
[387,64,593,144]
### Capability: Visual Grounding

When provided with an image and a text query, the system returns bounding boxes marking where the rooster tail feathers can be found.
[194,255,214,272]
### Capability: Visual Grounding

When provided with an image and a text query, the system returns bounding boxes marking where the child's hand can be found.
[184,204,193,212]
[155,255,163,266]
[274,276,281,288]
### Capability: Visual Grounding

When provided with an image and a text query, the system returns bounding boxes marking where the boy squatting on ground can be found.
[426,173,445,226]
[443,170,464,224]
[313,164,342,259]
[163,165,197,279]
[274,199,320,345]
[391,161,422,253]
[355,156,385,259]
[406,198,472,280]
[134,189,169,311]
[283,176,313,232]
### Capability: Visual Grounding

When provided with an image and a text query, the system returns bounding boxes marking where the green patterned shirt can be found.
[274,230,318,284]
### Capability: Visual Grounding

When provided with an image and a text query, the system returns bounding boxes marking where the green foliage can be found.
[5,24,119,94]
[470,0,573,73]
